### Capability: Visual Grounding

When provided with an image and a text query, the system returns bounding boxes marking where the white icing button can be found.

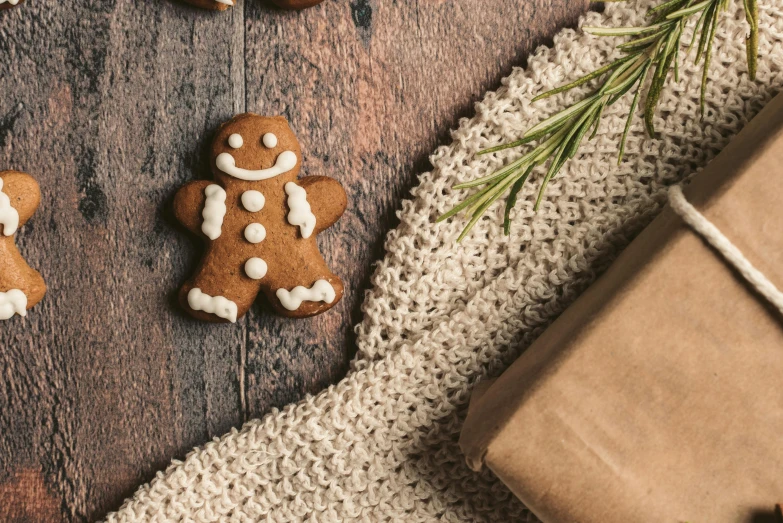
[244,223,266,244]
[263,133,278,148]
[241,190,265,213]
[228,133,243,149]
[245,258,268,280]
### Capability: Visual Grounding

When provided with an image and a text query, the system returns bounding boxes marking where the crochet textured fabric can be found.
[105,2,783,521]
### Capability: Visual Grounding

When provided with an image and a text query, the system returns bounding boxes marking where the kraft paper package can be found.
[460,92,783,523]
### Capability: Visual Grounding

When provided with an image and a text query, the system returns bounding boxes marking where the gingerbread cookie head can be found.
[181,0,234,10]
[0,171,46,320]
[174,114,347,323]
[210,115,302,188]
[0,0,23,10]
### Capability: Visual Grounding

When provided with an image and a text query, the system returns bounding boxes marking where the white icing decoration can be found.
[0,289,27,320]
[215,0,233,4]
[276,280,336,311]
[187,288,238,323]
[0,0,21,5]
[284,182,316,239]
[263,133,278,148]
[244,258,268,280]
[241,190,265,212]
[216,150,297,181]
[201,184,226,240]
[0,178,20,237]
[244,223,266,244]
[228,133,243,149]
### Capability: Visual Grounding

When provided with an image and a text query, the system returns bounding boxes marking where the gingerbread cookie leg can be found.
[270,0,325,9]
[0,172,45,320]
[0,237,45,319]
[179,248,263,323]
[270,276,344,318]
[260,252,345,319]
[0,0,23,11]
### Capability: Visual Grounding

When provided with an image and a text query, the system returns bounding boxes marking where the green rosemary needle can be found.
[440,0,759,242]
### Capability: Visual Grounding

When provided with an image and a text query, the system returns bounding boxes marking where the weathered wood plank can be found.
[0,0,591,520]
[241,0,592,418]
[0,0,245,520]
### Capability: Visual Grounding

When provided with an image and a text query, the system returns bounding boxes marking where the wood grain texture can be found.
[0,0,590,520]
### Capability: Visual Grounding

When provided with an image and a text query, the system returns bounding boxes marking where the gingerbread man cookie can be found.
[182,0,234,11]
[0,171,45,320]
[0,0,23,10]
[174,114,347,322]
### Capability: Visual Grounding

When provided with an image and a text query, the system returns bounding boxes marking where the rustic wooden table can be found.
[0,0,590,520]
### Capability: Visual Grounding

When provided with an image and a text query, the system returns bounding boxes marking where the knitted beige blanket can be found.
[106,2,783,521]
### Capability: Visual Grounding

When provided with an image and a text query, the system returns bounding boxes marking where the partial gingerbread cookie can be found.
[270,0,325,9]
[174,114,347,322]
[0,0,23,10]
[0,171,45,320]
[181,0,234,11]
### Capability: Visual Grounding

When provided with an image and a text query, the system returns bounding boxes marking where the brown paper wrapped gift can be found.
[460,93,783,523]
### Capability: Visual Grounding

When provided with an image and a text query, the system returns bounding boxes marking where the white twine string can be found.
[668,185,783,315]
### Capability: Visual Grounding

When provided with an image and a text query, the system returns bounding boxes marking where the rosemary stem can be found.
[440,0,759,240]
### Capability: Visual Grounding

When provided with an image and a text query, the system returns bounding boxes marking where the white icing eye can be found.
[262,133,278,149]
[245,258,268,280]
[244,223,266,244]
[228,134,244,149]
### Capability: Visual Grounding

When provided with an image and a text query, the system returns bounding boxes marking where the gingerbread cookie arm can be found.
[1,171,40,228]
[298,176,347,235]
[173,180,215,236]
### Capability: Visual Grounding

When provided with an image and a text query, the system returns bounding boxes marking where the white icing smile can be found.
[216,150,297,181]
[0,179,20,237]
[214,0,233,5]
[0,0,21,5]
[285,182,316,239]
[276,280,336,311]
[201,184,227,240]
[187,288,238,323]
[0,289,27,320]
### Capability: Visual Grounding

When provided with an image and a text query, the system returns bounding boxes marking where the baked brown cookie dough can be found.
[269,0,325,9]
[0,0,24,10]
[0,171,46,320]
[174,114,348,322]
[180,0,325,10]
[181,0,234,11]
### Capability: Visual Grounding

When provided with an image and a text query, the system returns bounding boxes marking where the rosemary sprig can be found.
[440,0,760,241]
